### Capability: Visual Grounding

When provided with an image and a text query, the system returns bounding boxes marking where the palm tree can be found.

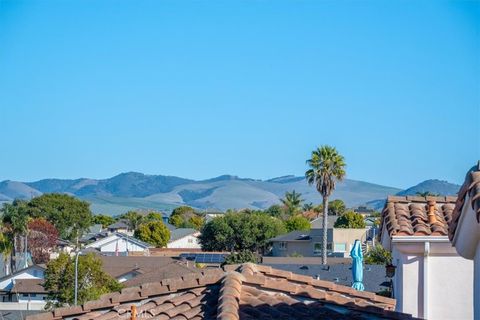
[1,201,30,272]
[302,202,314,212]
[306,145,346,265]
[280,191,304,215]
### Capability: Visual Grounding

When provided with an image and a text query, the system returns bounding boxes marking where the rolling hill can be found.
[0,172,460,215]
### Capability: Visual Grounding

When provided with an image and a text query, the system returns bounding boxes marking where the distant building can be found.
[0,264,47,309]
[269,226,367,258]
[106,220,131,235]
[85,232,152,254]
[354,205,375,217]
[448,164,480,320]
[167,228,201,249]
[380,195,473,319]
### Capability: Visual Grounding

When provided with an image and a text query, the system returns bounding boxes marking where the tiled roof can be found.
[379,195,457,238]
[122,263,201,287]
[169,228,199,242]
[262,263,389,293]
[26,263,416,320]
[449,163,480,241]
[12,279,46,294]
[99,256,178,278]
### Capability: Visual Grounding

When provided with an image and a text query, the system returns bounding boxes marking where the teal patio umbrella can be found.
[350,239,365,291]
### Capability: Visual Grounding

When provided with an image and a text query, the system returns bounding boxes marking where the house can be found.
[26,263,417,320]
[167,228,201,249]
[354,206,375,217]
[270,227,367,258]
[379,195,473,320]
[106,220,131,235]
[85,232,153,254]
[448,163,480,320]
[0,264,47,310]
[98,255,199,287]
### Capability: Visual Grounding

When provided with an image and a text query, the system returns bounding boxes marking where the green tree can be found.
[302,202,314,212]
[328,199,346,216]
[223,250,259,266]
[144,212,164,222]
[27,194,92,245]
[169,206,204,230]
[119,211,144,230]
[280,191,303,215]
[306,145,346,264]
[264,205,286,218]
[134,221,170,247]
[92,214,116,228]
[1,200,31,272]
[199,212,285,253]
[364,245,392,265]
[334,211,366,228]
[284,215,311,232]
[44,253,122,307]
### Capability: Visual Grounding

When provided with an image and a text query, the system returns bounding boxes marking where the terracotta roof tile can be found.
[380,195,457,239]
[27,263,418,320]
[449,163,480,240]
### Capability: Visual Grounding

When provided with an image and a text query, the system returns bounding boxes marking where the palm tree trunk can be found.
[322,197,328,265]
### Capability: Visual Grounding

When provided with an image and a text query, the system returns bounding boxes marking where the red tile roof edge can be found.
[449,164,480,241]
[380,196,457,239]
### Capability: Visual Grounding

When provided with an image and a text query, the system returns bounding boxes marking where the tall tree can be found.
[306,145,346,264]
[280,191,304,215]
[27,218,59,264]
[134,221,170,247]
[27,194,92,246]
[44,253,122,307]
[333,211,366,229]
[1,200,30,272]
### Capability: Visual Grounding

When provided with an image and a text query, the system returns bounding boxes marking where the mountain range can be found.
[0,172,461,215]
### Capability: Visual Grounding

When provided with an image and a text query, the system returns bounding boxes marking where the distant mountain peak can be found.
[396,179,460,196]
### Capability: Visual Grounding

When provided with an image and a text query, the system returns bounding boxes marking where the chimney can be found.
[427,200,437,224]
[131,305,137,320]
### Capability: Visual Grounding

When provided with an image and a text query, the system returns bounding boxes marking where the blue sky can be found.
[0,0,478,188]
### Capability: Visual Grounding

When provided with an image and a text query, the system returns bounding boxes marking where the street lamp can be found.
[74,250,83,306]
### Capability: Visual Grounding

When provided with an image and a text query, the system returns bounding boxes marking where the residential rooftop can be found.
[27,263,416,320]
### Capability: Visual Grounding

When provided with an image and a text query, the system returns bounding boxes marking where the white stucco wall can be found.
[97,239,147,252]
[167,235,201,249]
[86,235,149,252]
[392,239,473,320]
[476,243,480,320]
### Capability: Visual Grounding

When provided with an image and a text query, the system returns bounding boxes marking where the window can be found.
[279,242,288,250]
[31,294,36,298]
[188,238,193,243]
[314,243,322,255]
[22,294,28,297]
[314,242,333,255]
[334,243,347,252]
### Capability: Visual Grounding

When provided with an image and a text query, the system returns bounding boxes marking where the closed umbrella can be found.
[350,239,365,291]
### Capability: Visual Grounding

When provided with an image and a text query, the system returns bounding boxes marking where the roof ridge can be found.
[387,195,457,203]
[217,271,245,320]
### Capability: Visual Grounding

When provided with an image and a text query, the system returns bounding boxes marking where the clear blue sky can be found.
[0,0,478,188]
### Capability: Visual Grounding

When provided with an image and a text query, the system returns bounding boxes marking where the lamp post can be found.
[74,250,83,306]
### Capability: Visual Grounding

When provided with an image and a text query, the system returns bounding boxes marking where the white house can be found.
[167,228,201,249]
[380,195,473,320]
[449,163,480,320]
[85,232,153,254]
[0,264,47,310]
